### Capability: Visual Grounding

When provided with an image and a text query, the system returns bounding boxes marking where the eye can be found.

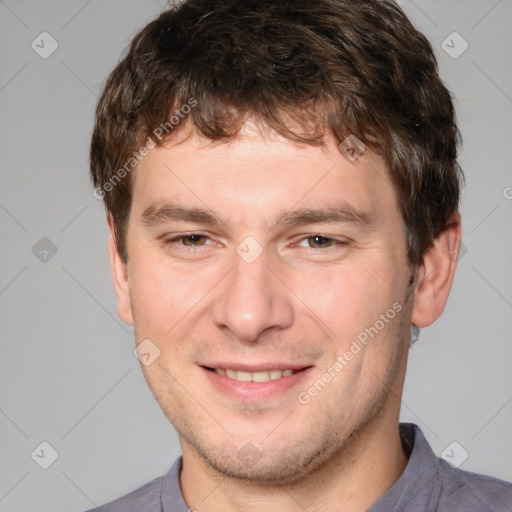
[164,233,213,247]
[297,235,346,249]
[180,234,209,246]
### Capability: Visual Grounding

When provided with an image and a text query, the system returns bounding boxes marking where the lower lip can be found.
[202,367,312,401]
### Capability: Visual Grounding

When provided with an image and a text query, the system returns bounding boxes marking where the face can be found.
[113,123,416,484]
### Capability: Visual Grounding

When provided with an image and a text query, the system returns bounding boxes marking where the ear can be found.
[411,212,462,328]
[107,216,134,325]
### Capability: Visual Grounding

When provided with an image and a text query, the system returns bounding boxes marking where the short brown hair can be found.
[90,0,463,267]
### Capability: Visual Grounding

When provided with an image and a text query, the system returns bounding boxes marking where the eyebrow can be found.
[274,205,374,230]
[141,203,221,226]
[141,202,374,231]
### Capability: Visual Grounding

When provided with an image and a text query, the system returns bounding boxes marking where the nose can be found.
[211,250,294,342]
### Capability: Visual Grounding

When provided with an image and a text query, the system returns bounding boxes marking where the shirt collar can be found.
[368,423,441,512]
[161,457,190,511]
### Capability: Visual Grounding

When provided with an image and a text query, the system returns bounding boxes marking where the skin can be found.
[108,121,462,512]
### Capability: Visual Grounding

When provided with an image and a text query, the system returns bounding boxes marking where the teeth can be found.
[236,371,252,382]
[214,368,295,382]
[252,371,270,382]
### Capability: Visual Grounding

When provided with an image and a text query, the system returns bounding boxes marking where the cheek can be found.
[128,250,222,343]
[128,256,187,337]
[293,259,396,340]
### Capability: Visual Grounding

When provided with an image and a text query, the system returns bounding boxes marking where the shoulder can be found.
[83,476,164,512]
[83,457,187,512]
[435,458,512,511]
[396,424,512,511]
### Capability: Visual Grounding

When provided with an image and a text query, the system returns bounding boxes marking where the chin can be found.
[181,426,337,486]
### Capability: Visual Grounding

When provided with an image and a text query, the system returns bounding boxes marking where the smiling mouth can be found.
[203,367,309,383]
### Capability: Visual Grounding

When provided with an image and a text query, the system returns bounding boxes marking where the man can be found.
[88,0,512,510]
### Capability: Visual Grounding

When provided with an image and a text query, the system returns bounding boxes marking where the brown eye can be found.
[307,235,334,248]
[181,234,208,246]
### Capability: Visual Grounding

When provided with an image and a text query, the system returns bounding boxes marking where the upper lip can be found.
[201,362,312,372]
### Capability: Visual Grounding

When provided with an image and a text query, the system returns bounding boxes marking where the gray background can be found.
[0,0,511,510]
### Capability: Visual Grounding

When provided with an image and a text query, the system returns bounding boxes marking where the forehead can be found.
[131,122,398,227]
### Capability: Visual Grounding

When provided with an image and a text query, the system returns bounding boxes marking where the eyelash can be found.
[296,235,348,250]
[163,233,348,250]
[164,232,214,248]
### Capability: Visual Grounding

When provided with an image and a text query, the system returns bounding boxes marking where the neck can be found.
[179,406,408,512]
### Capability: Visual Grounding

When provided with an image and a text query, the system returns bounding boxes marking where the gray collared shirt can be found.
[86,423,512,511]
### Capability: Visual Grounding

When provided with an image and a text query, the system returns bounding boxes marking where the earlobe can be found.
[411,213,462,328]
[107,217,134,326]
